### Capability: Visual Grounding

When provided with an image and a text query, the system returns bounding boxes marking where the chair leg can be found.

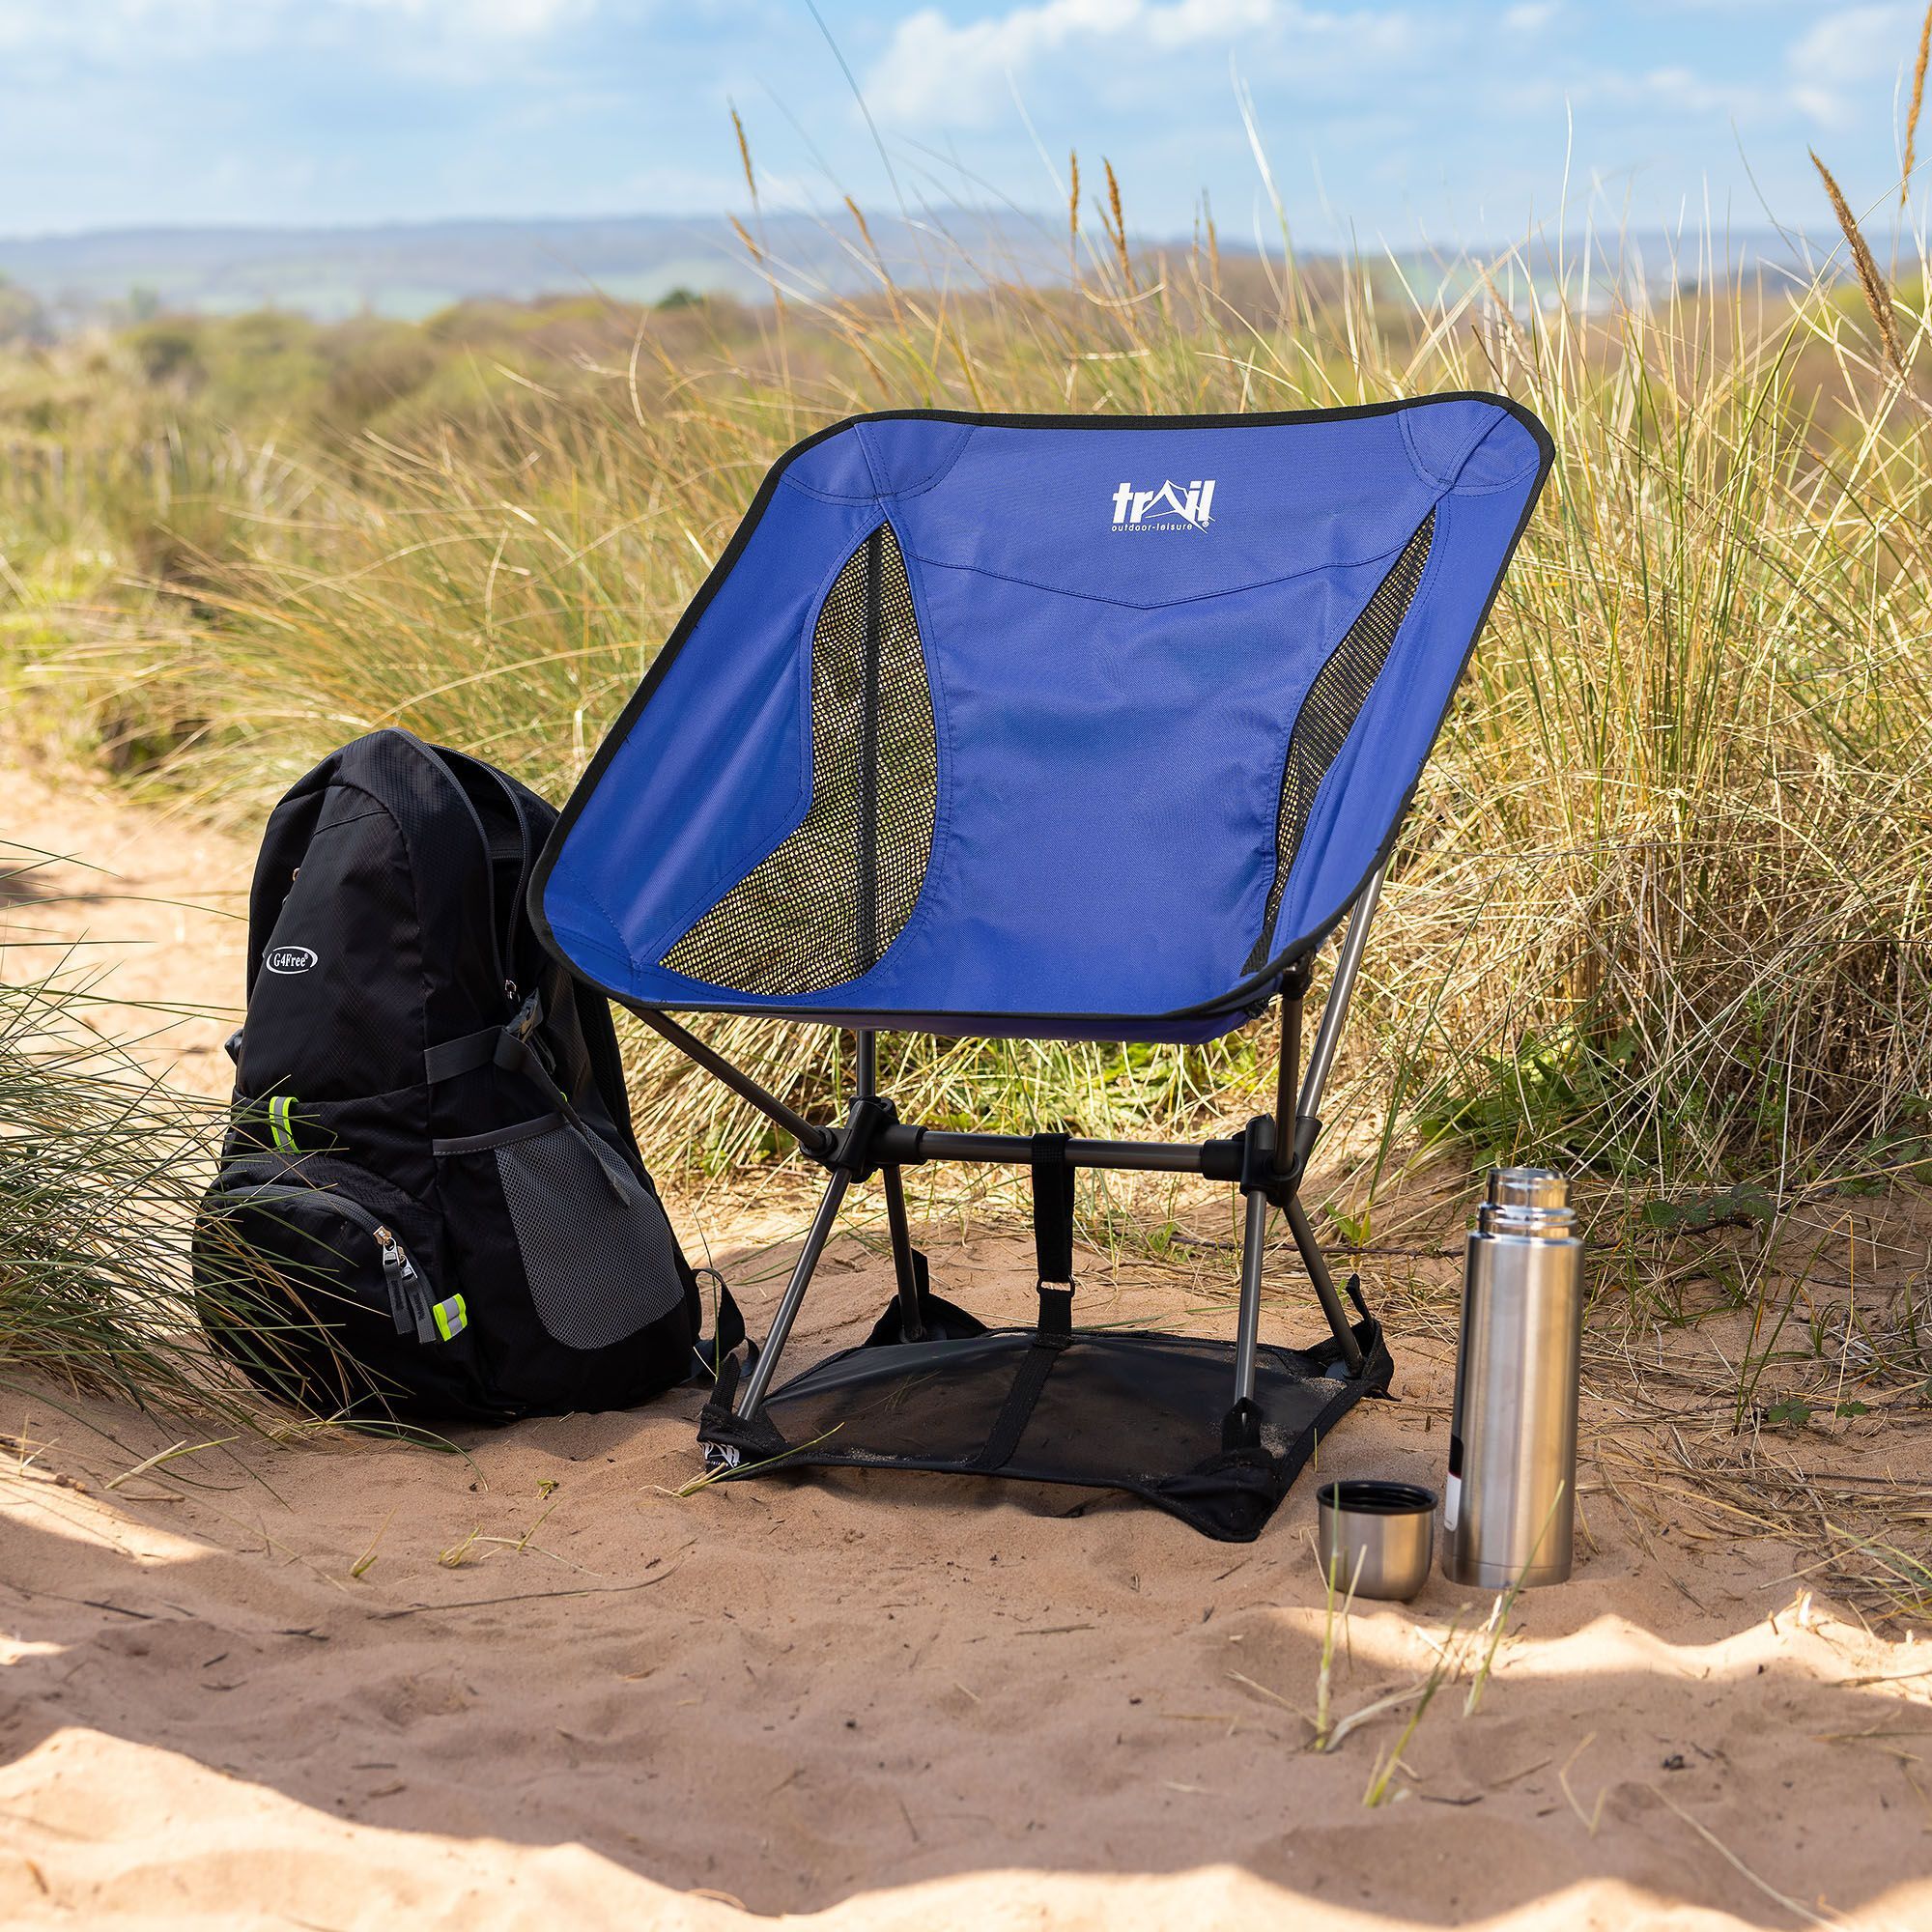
[1284,1193,1367,1376]
[736,1167,851,1423]
[880,1164,925,1342]
[1233,1184,1270,1406]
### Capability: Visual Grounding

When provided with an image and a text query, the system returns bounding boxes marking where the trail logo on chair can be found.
[192,727,741,1423]
[1110,478,1215,529]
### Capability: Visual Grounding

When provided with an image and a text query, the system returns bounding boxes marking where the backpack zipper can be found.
[373,1224,437,1342]
[217,1181,442,1343]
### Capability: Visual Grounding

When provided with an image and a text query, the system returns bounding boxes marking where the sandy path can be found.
[3,755,1930,1930]
[1,753,250,1096]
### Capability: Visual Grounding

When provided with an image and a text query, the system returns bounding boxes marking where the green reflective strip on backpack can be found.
[268,1094,298,1153]
[432,1293,468,1342]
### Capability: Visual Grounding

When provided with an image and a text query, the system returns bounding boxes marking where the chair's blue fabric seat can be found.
[535,400,1551,1041]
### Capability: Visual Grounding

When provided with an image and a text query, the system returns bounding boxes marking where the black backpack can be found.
[193,728,738,1422]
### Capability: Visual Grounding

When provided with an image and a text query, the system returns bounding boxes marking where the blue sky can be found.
[3,1,1926,243]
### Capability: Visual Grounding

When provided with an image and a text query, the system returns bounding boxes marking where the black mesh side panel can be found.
[661,522,937,995]
[1246,513,1435,972]
[496,1124,689,1350]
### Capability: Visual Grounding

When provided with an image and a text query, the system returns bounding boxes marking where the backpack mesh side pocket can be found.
[483,1119,690,1350]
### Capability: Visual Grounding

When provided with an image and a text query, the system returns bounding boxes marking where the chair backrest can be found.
[535,399,1552,1041]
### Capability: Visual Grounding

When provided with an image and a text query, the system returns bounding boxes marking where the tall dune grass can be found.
[0,971,268,1422]
[6,188,1931,1208]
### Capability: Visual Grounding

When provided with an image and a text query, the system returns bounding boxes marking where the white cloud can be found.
[345,0,589,30]
[1790,82,1854,128]
[865,0,1409,128]
[0,0,587,59]
[1518,61,1762,121]
[1785,3,1913,126]
[1787,4,1912,84]
[1503,2,1557,29]
[1626,65,1740,114]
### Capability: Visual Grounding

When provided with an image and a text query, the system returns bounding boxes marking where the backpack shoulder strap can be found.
[434,746,552,995]
[426,747,640,1154]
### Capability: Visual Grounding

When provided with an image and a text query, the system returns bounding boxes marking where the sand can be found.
[1,753,248,1097]
[4,755,1931,1931]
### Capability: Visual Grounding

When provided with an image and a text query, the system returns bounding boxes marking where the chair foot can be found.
[1222,1397,1263,1452]
[864,1265,988,1347]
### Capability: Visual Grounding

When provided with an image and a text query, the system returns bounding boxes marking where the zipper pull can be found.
[379,1227,441,1344]
[375,1226,418,1338]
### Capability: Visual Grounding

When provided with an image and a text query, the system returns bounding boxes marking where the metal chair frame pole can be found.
[1231,1184,1271,1406]
[860,1028,928,1342]
[1294,864,1384,1168]
[735,1168,850,1423]
[715,867,1389,1435]
[1230,867,1386,1397]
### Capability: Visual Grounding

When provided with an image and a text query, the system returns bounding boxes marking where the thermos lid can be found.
[1486,1166,1569,1209]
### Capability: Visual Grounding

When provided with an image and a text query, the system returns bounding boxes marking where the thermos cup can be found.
[1442,1166,1584,1588]
[1317,1480,1436,1602]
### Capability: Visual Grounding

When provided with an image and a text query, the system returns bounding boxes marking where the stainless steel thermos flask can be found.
[1442,1167,1584,1588]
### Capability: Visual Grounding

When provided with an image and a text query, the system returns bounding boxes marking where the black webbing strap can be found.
[974,1342,1059,1472]
[478,989,635,1206]
[972,1134,1076,1472]
[1031,1132,1074,1339]
[423,1027,500,1083]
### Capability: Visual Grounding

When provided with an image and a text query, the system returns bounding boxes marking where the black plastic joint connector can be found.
[820,1094,901,1182]
[1236,1114,1302,1207]
[1279,957,1316,1002]
[1198,1135,1245,1183]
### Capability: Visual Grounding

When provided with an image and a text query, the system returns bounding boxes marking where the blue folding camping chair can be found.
[533,396,1552,1539]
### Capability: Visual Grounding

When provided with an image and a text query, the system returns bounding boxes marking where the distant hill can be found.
[0,210,1078,328]
[0,210,1831,331]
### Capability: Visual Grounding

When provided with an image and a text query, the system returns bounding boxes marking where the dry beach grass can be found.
[8,160,1932,1197]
